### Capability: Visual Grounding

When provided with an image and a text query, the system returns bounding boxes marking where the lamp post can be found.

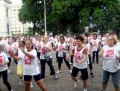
[44,0,47,35]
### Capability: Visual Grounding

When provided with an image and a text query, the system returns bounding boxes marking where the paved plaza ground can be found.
[0,55,115,91]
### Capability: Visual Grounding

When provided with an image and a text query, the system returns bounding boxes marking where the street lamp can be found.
[44,0,47,35]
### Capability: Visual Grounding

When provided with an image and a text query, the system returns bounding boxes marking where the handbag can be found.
[17,64,23,78]
[44,53,51,61]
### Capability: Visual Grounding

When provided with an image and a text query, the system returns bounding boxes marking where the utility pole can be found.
[44,0,47,35]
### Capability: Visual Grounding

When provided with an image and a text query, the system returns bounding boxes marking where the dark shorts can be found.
[71,67,88,80]
[24,73,41,81]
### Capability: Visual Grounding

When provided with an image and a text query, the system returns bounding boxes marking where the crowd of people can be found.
[0,32,120,91]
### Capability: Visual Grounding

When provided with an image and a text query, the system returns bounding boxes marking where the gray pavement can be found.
[0,55,114,91]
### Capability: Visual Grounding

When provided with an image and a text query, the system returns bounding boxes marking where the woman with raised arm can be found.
[9,39,47,91]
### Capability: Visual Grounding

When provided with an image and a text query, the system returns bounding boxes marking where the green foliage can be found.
[19,0,120,35]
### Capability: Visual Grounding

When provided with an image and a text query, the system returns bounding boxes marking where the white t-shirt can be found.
[101,37,107,46]
[57,42,66,57]
[35,41,42,52]
[84,43,91,64]
[91,39,99,51]
[73,47,87,69]
[6,44,14,57]
[72,39,77,49]
[0,52,9,72]
[103,45,120,73]
[40,42,52,59]
[49,37,54,43]
[18,49,40,75]
[17,48,24,65]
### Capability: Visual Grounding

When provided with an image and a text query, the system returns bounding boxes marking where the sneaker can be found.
[56,70,61,74]
[69,62,72,65]
[19,79,23,85]
[74,80,80,88]
[10,90,13,91]
[69,70,72,74]
[74,82,77,88]
[54,74,58,79]
[30,82,33,88]
[83,88,87,91]
[19,81,22,85]
[8,69,11,74]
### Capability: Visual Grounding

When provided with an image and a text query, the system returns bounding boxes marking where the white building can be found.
[0,0,12,37]
[9,4,32,35]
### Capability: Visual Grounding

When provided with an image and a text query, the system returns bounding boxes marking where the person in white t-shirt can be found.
[83,36,94,78]
[66,35,88,91]
[70,34,77,64]
[99,35,120,91]
[40,35,58,80]
[9,39,47,91]
[35,36,42,63]
[0,45,13,91]
[91,33,101,64]
[55,35,72,74]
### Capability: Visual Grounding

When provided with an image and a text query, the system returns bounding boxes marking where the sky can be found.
[10,0,22,4]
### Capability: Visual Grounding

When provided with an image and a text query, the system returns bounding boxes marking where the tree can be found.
[51,0,120,34]
[19,0,120,35]
[18,0,43,35]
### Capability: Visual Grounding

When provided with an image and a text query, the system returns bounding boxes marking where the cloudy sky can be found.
[10,0,22,4]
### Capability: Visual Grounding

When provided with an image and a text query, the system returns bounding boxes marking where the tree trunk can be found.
[33,22,37,35]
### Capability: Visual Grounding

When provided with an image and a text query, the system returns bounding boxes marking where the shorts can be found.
[24,73,41,81]
[71,67,88,80]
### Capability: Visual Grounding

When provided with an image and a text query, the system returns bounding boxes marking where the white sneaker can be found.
[56,70,61,74]
[30,82,33,88]
[19,79,23,85]
[74,80,80,88]
[74,82,77,88]
[83,88,87,91]
[54,74,58,79]
[69,70,72,74]
[69,62,72,65]
[8,69,11,74]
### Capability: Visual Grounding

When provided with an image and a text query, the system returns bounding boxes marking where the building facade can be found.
[9,4,32,35]
[0,0,12,37]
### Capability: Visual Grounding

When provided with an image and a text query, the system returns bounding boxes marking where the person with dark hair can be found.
[66,35,88,91]
[90,33,101,64]
[0,45,13,91]
[70,34,77,64]
[83,36,94,78]
[55,36,72,74]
